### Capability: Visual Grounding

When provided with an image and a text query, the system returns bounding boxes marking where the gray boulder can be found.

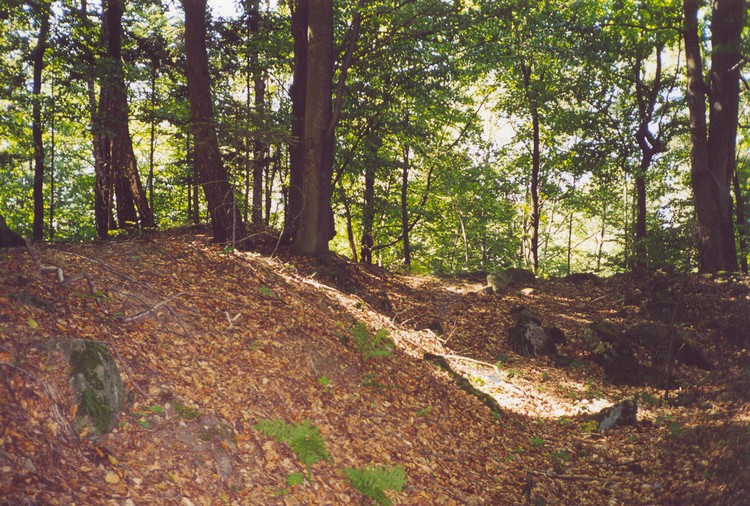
[582,321,641,384]
[624,323,712,370]
[55,339,124,434]
[507,307,565,357]
[595,396,638,432]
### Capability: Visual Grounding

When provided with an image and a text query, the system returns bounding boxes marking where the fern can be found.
[351,322,394,360]
[255,419,331,479]
[344,464,407,506]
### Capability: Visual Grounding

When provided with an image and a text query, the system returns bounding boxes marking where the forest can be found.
[1,0,747,275]
[2,1,750,504]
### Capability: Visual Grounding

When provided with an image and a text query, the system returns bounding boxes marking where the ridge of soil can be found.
[1,227,749,505]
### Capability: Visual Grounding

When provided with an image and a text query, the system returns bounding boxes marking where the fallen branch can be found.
[442,354,529,398]
[122,291,188,322]
[528,470,607,482]
[424,352,505,415]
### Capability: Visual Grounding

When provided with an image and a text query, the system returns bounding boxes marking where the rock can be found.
[487,272,511,293]
[54,339,124,434]
[0,214,24,248]
[582,321,641,385]
[563,272,601,284]
[624,323,713,370]
[722,312,750,349]
[507,308,565,357]
[505,268,536,285]
[425,319,444,336]
[595,396,638,432]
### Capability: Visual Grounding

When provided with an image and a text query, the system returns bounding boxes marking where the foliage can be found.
[350,322,394,360]
[343,464,407,506]
[255,419,331,479]
[172,398,200,421]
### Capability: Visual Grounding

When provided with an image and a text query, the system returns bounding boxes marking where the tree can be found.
[30,0,51,241]
[683,0,744,272]
[291,0,335,256]
[284,0,308,241]
[102,0,155,230]
[183,0,247,245]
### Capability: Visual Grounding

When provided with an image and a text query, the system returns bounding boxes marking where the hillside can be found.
[1,228,749,505]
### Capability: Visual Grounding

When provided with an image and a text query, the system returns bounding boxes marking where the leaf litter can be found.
[0,227,748,504]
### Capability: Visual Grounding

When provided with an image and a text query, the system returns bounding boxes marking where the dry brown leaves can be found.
[0,229,748,504]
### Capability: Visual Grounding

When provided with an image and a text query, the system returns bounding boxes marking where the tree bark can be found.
[401,144,411,270]
[183,0,247,244]
[521,62,541,273]
[683,0,742,272]
[31,2,51,241]
[734,164,748,274]
[102,0,154,229]
[247,0,266,225]
[291,0,334,256]
[285,0,308,240]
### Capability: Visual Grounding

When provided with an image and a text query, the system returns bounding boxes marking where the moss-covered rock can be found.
[55,339,124,434]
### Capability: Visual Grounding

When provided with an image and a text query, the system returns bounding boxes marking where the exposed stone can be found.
[624,323,712,370]
[722,312,750,349]
[487,272,511,294]
[507,308,565,358]
[582,321,641,385]
[54,339,124,434]
[0,214,24,248]
[595,396,638,432]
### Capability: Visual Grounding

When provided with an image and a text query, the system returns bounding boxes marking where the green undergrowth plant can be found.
[255,419,331,480]
[172,398,200,420]
[351,322,394,360]
[343,464,407,506]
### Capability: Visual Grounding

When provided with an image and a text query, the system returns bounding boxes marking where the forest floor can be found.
[1,227,749,505]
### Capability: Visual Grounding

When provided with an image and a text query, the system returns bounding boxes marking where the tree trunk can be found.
[530,106,540,273]
[401,145,411,270]
[734,164,748,274]
[683,0,742,272]
[632,173,648,269]
[31,2,50,241]
[522,62,541,273]
[104,0,154,229]
[183,0,247,244]
[361,164,376,264]
[247,0,266,225]
[632,45,666,271]
[291,0,334,256]
[285,0,308,240]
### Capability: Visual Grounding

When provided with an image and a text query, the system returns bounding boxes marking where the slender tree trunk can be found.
[566,211,573,275]
[285,0,308,240]
[31,2,50,241]
[632,45,666,271]
[401,144,411,270]
[530,107,540,273]
[360,122,385,265]
[596,202,607,272]
[49,82,55,239]
[361,165,376,264]
[521,62,541,273]
[183,0,247,244]
[734,163,748,274]
[148,64,157,211]
[683,0,742,272]
[291,0,334,256]
[247,0,266,225]
[633,172,648,268]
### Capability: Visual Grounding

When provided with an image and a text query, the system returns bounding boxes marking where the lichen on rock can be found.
[55,339,124,434]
